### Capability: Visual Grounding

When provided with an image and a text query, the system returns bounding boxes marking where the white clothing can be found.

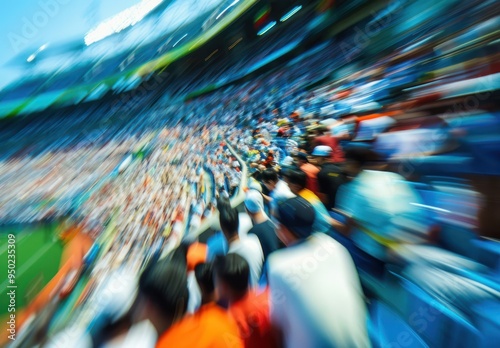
[103,320,157,348]
[270,180,295,214]
[187,271,202,314]
[238,212,253,237]
[229,234,264,287]
[268,233,370,348]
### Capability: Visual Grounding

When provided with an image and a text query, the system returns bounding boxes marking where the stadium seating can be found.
[399,277,482,347]
[368,300,428,348]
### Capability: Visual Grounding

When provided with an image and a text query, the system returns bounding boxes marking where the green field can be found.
[0,223,63,316]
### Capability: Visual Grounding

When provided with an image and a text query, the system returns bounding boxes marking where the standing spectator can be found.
[261,169,295,215]
[244,189,279,262]
[313,146,347,210]
[156,260,243,348]
[219,206,264,287]
[335,148,433,263]
[283,168,344,235]
[268,197,370,348]
[214,254,275,348]
[293,151,320,195]
[313,127,345,163]
[132,258,189,348]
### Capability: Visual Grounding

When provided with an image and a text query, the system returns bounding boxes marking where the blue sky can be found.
[0,0,140,89]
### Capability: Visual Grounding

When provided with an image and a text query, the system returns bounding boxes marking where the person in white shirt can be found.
[261,169,295,216]
[219,206,264,287]
[268,196,370,348]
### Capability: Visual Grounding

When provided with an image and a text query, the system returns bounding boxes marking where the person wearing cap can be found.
[268,196,370,348]
[293,151,320,195]
[244,190,279,263]
[312,126,345,163]
[313,145,347,210]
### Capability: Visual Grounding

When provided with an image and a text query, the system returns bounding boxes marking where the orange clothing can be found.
[300,162,320,196]
[156,302,244,348]
[187,242,208,272]
[229,289,275,348]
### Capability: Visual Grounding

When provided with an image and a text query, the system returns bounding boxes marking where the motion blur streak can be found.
[0,0,499,347]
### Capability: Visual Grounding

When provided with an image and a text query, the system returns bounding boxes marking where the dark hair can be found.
[344,147,380,166]
[194,262,215,294]
[139,258,188,320]
[169,242,190,267]
[283,168,307,190]
[219,206,239,237]
[216,195,231,212]
[213,254,249,294]
[262,169,278,183]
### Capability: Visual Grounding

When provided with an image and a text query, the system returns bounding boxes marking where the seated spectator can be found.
[261,169,295,215]
[313,146,347,210]
[268,197,370,348]
[219,206,264,286]
[156,261,243,348]
[293,151,320,195]
[283,168,344,234]
[214,254,276,348]
[244,190,279,262]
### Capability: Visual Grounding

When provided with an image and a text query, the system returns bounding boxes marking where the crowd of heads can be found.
[5,1,499,346]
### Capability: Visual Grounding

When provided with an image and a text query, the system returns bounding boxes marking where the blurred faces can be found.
[263,179,277,191]
[313,156,326,166]
[283,176,301,195]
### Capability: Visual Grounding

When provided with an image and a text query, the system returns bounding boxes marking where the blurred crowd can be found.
[1,0,499,347]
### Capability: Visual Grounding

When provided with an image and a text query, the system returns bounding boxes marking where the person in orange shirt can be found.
[156,262,244,348]
[293,152,320,196]
[214,254,276,348]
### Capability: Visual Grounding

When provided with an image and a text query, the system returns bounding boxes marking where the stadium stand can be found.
[0,0,499,347]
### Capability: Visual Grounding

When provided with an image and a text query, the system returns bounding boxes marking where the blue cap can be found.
[311,145,332,157]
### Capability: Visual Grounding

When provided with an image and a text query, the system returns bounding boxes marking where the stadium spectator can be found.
[312,126,345,163]
[293,151,320,195]
[313,145,347,210]
[134,257,189,347]
[261,169,295,215]
[156,260,243,348]
[268,196,370,348]
[244,189,279,262]
[283,168,344,234]
[214,254,275,348]
[335,148,434,263]
[219,206,264,287]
